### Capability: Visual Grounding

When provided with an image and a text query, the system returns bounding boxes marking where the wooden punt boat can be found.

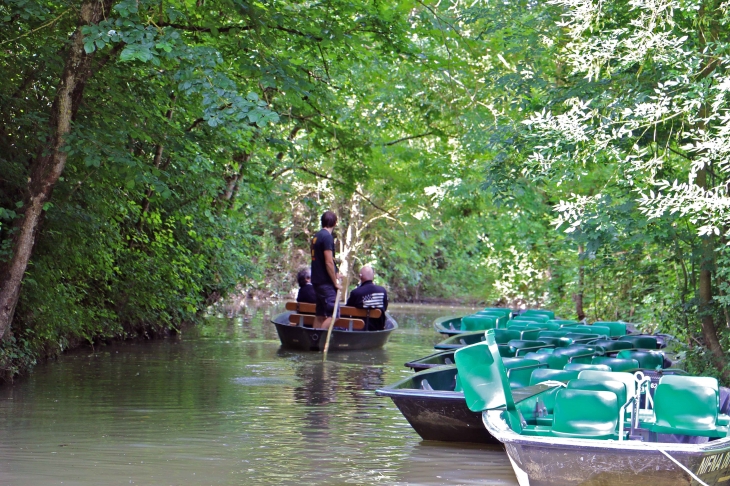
[271,302,397,352]
[455,330,730,486]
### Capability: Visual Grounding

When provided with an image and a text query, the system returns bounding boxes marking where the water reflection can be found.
[0,303,516,486]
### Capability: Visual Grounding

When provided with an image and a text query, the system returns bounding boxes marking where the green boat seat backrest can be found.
[498,344,516,357]
[567,378,627,407]
[564,333,602,343]
[578,370,637,402]
[533,336,572,348]
[523,352,552,367]
[507,340,554,356]
[618,335,658,349]
[536,347,555,354]
[551,389,620,439]
[503,357,543,388]
[512,315,549,324]
[495,329,522,344]
[659,375,718,391]
[522,309,556,320]
[529,368,579,386]
[455,333,515,413]
[519,329,541,341]
[651,383,724,436]
[616,350,663,369]
[590,339,634,354]
[538,330,569,338]
[549,319,578,327]
[564,325,612,337]
[482,308,512,317]
[548,347,596,369]
[591,356,640,372]
[461,315,498,331]
[563,363,611,372]
[593,321,628,337]
[475,312,509,328]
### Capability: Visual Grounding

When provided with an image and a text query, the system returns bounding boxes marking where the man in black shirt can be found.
[310,211,341,329]
[296,268,316,303]
[346,265,388,331]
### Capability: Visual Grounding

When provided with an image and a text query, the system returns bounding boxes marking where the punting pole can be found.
[322,287,342,360]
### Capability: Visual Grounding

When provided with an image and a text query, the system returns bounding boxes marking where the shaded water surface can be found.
[0,304,518,485]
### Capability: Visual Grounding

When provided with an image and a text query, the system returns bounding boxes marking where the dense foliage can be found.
[1,0,730,381]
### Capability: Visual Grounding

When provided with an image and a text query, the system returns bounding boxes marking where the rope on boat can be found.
[655,448,709,486]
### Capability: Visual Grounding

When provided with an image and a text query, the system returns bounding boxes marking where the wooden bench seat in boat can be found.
[288,313,367,331]
[284,301,382,319]
[285,303,382,331]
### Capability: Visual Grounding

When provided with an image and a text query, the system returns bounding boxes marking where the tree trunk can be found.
[696,168,729,377]
[0,0,113,339]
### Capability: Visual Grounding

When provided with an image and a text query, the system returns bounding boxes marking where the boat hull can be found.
[271,311,397,351]
[485,409,730,486]
[381,390,498,444]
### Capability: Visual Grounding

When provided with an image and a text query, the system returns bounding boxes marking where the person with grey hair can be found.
[346,265,388,331]
[296,268,316,303]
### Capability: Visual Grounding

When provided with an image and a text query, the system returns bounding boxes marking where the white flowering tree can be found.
[522,0,730,372]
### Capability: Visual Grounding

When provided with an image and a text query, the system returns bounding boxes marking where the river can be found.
[0,303,518,485]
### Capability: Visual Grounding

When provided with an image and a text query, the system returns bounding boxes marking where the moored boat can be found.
[455,330,730,486]
[376,362,545,444]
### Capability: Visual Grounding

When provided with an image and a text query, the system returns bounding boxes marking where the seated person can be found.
[296,268,316,303]
[346,265,388,331]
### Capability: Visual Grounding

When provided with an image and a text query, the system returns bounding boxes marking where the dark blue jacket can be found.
[297,283,316,304]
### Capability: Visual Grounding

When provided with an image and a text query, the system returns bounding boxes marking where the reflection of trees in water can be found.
[292,357,387,432]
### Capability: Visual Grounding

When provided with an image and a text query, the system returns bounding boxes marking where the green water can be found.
[0,304,518,485]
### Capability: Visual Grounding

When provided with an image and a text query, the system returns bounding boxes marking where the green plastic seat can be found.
[475,312,509,328]
[567,378,628,407]
[616,350,663,369]
[494,329,522,344]
[618,335,658,349]
[498,344,516,357]
[650,383,728,437]
[590,339,634,354]
[507,340,554,357]
[564,333,602,344]
[563,363,611,372]
[519,329,541,341]
[503,357,543,388]
[551,389,620,439]
[461,315,498,331]
[659,375,718,391]
[549,319,579,327]
[533,336,573,348]
[529,368,579,386]
[591,356,640,372]
[578,370,637,403]
[522,309,556,320]
[538,330,569,338]
[523,351,552,367]
[512,315,549,324]
[481,308,512,317]
[548,347,597,369]
[593,321,628,337]
[566,325,612,337]
[536,347,556,354]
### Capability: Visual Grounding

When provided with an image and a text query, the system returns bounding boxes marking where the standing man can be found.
[346,265,388,331]
[311,211,341,329]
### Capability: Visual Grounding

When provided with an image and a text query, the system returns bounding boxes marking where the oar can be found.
[323,287,342,359]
